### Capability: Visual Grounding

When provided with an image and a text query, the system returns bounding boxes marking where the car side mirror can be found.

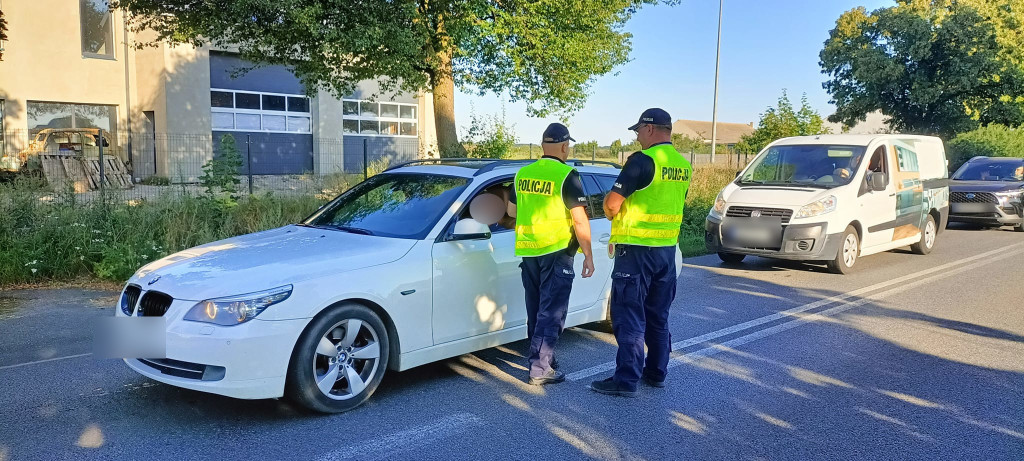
[868,172,888,191]
[451,218,491,241]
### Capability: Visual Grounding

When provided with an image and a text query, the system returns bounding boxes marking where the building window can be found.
[342,99,417,138]
[27,102,118,136]
[210,89,311,134]
[80,0,115,58]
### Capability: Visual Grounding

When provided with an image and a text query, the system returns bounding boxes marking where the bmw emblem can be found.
[148,275,161,286]
[966,193,976,199]
[750,210,762,218]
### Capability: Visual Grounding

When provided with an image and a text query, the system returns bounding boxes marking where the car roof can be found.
[382,158,621,180]
[772,134,942,147]
[969,157,1024,163]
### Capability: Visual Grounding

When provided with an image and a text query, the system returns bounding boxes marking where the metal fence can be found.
[0,129,418,204]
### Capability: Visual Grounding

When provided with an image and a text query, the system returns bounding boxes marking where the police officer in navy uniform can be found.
[509,123,595,385]
[590,109,692,397]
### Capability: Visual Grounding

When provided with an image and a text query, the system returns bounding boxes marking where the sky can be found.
[454,0,893,145]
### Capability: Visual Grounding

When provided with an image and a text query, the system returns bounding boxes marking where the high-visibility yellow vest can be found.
[514,158,575,257]
[610,144,692,247]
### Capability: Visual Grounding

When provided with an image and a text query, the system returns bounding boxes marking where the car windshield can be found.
[952,160,1024,181]
[304,173,470,239]
[739,144,867,188]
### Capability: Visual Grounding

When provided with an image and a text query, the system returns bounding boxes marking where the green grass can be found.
[0,165,734,286]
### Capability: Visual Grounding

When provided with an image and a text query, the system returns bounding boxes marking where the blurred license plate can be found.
[724,220,781,246]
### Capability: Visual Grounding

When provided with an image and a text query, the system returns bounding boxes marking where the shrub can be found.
[462,106,517,159]
[139,176,171,186]
[947,124,1024,171]
[200,134,244,201]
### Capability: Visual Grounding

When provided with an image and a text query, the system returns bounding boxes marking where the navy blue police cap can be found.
[628,108,672,131]
[542,123,575,144]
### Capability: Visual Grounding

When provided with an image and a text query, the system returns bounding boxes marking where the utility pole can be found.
[710,0,724,164]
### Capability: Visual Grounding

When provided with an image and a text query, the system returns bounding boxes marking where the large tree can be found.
[113,0,664,156]
[820,0,1024,137]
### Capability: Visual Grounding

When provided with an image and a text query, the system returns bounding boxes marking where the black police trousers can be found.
[610,244,677,390]
[520,251,575,378]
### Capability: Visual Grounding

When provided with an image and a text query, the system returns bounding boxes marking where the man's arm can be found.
[605,152,654,220]
[604,191,626,219]
[570,206,595,278]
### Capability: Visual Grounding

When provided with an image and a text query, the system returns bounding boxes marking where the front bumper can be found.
[948,201,1023,226]
[122,298,310,400]
[705,216,842,261]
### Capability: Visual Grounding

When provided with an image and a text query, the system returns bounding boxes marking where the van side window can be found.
[867,146,887,174]
[861,146,889,195]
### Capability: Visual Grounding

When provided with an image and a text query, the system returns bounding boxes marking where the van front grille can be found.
[725,206,794,224]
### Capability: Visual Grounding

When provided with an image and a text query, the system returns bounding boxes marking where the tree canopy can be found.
[820,0,1024,137]
[113,0,667,156]
[736,91,830,155]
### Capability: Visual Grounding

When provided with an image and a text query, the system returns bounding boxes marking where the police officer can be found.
[509,122,595,385]
[590,108,691,397]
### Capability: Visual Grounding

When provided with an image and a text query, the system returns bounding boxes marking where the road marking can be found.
[0,353,93,371]
[317,412,483,461]
[567,243,1024,382]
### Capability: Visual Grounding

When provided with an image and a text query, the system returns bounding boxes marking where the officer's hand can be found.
[582,256,595,278]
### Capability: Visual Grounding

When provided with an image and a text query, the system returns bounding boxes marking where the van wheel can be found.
[718,252,746,264]
[285,303,390,414]
[911,215,937,254]
[827,226,859,274]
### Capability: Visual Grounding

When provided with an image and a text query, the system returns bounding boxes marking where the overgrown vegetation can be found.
[947,124,1024,171]
[139,175,171,186]
[1,162,734,285]
[0,181,325,285]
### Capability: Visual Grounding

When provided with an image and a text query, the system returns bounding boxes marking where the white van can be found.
[705,134,950,274]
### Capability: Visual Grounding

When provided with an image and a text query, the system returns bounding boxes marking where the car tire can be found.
[718,252,746,264]
[826,226,859,275]
[1014,222,1024,233]
[911,215,937,255]
[285,303,390,414]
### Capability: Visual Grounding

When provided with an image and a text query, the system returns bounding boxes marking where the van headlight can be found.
[711,191,727,217]
[183,285,292,326]
[795,196,837,219]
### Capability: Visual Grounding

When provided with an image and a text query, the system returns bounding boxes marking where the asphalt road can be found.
[1,225,1022,460]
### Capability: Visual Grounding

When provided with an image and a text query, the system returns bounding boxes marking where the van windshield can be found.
[739,144,867,188]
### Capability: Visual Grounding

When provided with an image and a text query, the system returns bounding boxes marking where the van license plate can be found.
[724,220,782,247]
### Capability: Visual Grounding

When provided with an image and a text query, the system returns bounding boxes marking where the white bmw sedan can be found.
[117,159,680,413]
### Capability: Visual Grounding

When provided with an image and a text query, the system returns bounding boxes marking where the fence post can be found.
[690,149,694,164]
[363,138,369,180]
[98,130,106,198]
[529,143,533,159]
[246,135,254,195]
[592,144,596,162]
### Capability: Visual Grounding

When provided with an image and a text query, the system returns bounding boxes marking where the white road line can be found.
[0,353,93,371]
[673,247,1024,365]
[317,412,483,461]
[566,243,1024,382]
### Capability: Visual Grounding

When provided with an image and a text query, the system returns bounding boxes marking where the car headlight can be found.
[711,191,727,216]
[995,190,1024,203]
[795,196,837,219]
[183,285,292,326]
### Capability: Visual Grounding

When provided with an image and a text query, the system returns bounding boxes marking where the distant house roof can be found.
[672,119,755,145]
[823,110,893,135]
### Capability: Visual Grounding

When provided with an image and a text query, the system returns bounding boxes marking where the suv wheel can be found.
[286,303,390,413]
[827,226,859,274]
[1014,222,1024,233]
[911,215,937,254]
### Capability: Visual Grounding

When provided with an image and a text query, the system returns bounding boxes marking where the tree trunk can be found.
[432,52,466,158]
